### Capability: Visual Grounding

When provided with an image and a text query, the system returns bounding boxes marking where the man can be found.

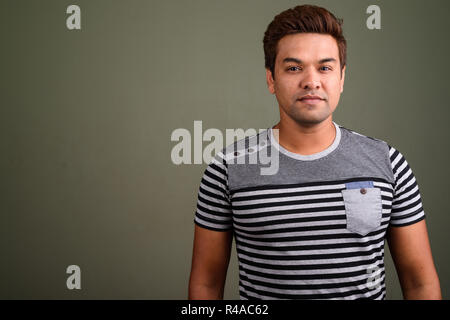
[188,5,441,300]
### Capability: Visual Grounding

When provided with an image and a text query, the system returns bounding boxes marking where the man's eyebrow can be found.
[318,58,337,64]
[282,57,337,64]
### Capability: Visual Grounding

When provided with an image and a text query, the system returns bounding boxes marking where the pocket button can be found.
[360,188,367,194]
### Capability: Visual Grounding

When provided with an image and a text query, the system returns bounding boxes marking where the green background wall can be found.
[1,0,449,299]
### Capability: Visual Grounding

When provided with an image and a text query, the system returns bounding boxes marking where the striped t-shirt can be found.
[194,121,426,300]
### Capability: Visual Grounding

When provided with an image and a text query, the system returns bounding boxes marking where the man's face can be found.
[266,33,346,127]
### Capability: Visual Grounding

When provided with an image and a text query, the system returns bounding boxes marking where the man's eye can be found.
[287,66,301,72]
[320,66,332,71]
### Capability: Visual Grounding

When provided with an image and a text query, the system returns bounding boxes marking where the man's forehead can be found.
[276,33,339,61]
[279,32,338,46]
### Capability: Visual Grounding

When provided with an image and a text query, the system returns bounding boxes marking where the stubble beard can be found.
[287,100,332,127]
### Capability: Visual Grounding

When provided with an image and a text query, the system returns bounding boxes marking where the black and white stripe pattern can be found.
[389,146,426,226]
[195,154,233,231]
[194,145,425,299]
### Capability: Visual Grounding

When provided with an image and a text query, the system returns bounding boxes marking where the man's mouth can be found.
[298,95,325,104]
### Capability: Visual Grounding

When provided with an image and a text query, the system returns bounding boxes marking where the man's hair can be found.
[263,4,347,78]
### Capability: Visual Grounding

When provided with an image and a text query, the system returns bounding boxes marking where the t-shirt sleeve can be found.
[388,146,426,227]
[194,152,233,232]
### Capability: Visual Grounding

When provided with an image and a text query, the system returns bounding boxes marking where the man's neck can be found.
[272,117,336,156]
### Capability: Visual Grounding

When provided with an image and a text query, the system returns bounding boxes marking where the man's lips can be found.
[298,96,325,104]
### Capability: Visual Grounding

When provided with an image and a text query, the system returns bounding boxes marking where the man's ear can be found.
[340,65,346,93]
[266,68,275,94]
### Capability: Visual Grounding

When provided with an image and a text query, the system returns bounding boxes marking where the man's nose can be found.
[302,80,321,89]
[301,71,321,89]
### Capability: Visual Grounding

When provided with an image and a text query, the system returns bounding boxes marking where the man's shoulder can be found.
[215,128,270,164]
[339,124,394,152]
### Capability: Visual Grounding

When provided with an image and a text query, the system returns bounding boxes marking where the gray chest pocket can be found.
[341,187,382,236]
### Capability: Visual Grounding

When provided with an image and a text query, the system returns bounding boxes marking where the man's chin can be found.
[290,113,332,127]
